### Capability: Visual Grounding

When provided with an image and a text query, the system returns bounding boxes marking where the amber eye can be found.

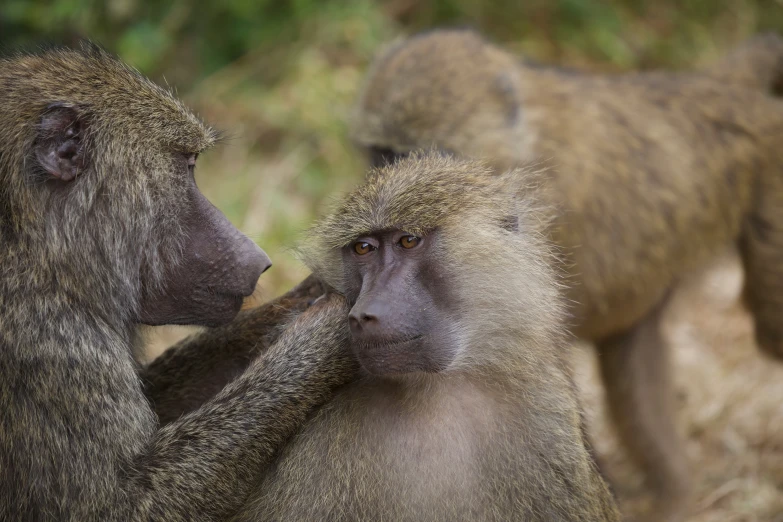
[354,242,373,255]
[399,235,420,249]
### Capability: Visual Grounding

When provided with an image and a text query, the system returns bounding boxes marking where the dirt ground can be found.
[574,251,783,522]
[143,251,783,521]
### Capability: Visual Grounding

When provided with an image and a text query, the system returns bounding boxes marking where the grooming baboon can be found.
[350,30,783,520]
[0,45,357,521]
[233,152,620,522]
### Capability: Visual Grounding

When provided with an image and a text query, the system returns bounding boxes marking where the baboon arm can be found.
[141,274,324,424]
[1,294,353,521]
[128,295,354,520]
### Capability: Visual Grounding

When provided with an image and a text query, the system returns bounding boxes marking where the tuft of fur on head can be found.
[299,151,565,374]
[0,43,219,325]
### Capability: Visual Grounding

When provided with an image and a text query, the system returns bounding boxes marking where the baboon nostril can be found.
[349,312,377,330]
[348,315,361,330]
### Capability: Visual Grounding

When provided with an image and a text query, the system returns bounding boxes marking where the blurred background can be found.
[4,2,783,520]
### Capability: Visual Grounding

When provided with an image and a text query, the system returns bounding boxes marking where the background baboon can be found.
[0,46,357,521]
[234,152,620,522]
[350,30,783,521]
[703,32,783,94]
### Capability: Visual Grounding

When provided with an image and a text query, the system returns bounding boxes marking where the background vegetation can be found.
[3,0,783,296]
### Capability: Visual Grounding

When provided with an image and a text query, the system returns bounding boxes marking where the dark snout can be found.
[349,298,394,340]
[137,185,272,327]
[195,192,271,299]
[227,229,272,297]
[348,289,421,344]
[348,290,439,376]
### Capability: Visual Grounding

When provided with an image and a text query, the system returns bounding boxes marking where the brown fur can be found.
[704,32,783,94]
[234,152,620,522]
[142,274,327,425]
[350,30,783,521]
[0,45,356,521]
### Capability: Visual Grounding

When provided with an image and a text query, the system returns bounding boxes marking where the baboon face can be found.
[353,31,524,169]
[342,228,459,376]
[135,152,272,327]
[27,100,270,328]
[367,147,409,169]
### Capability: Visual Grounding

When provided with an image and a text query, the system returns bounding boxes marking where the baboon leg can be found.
[740,168,783,360]
[597,295,691,522]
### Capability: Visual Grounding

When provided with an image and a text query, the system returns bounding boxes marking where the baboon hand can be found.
[266,292,357,385]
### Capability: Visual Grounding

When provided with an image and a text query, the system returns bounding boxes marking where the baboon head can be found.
[351,30,526,169]
[0,45,270,327]
[300,152,562,377]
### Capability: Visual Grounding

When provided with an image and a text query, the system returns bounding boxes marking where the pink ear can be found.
[34,103,87,182]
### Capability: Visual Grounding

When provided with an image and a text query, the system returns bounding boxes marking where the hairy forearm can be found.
[141,274,324,424]
[127,295,356,521]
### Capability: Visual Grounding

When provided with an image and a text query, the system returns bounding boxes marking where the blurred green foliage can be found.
[5,0,783,80]
[2,0,783,295]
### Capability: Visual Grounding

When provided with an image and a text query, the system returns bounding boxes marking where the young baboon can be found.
[0,45,357,521]
[350,30,783,520]
[233,152,620,522]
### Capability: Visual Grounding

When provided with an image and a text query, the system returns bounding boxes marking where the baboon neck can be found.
[349,370,513,417]
[1,289,134,357]
[0,260,136,352]
[9,310,131,357]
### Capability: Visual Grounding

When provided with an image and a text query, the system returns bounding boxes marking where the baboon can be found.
[0,45,357,521]
[703,32,783,94]
[233,152,621,522]
[350,30,783,520]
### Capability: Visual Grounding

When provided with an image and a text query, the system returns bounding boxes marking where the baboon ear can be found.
[35,103,88,182]
[493,74,520,126]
